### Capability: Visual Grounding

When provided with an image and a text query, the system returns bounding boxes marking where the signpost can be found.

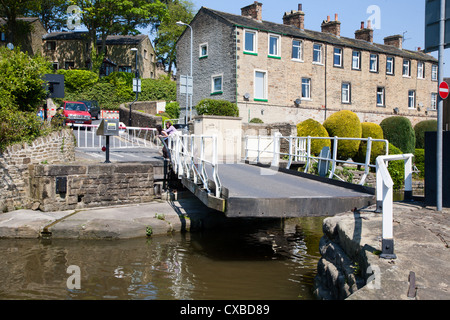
[425,0,447,212]
[180,75,193,125]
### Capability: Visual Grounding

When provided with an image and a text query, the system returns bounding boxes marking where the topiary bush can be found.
[323,110,362,160]
[196,99,239,117]
[353,122,386,164]
[249,118,264,123]
[414,120,437,149]
[380,116,415,154]
[296,118,331,155]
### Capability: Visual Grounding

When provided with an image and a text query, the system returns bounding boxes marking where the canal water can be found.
[0,217,324,300]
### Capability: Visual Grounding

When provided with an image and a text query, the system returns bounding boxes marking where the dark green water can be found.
[0,217,324,300]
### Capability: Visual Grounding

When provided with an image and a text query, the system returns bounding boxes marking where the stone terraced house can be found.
[176,2,439,126]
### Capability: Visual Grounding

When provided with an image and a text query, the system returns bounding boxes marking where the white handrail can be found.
[376,153,414,260]
[167,134,222,198]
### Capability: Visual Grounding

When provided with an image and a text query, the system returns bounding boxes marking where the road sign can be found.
[180,75,193,95]
[439,81,449,99]
[133,78,141,93]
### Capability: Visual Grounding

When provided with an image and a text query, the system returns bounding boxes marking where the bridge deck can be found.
[183,163,375,218]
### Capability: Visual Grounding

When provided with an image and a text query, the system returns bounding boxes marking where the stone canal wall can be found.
[0,129,75,212]
[29,163,156,212]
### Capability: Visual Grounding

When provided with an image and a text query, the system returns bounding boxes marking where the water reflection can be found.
[0,217,323,300]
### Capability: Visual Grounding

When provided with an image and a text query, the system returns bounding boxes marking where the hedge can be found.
[296,119,331,155]
[353,122,386,164]
[387,143,405,190]
[380,116,415,154]
[196,99,239,117]
[414,120,437,149]
[323,110,362,160]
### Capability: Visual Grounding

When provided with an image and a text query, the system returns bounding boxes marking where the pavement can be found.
[321,201,450,300]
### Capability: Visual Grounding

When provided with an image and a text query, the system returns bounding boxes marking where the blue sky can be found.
[187,0,448,76]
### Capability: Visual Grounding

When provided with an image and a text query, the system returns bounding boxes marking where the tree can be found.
[23,0,69,32]
[153,0,194,75]
[0,0,40,45]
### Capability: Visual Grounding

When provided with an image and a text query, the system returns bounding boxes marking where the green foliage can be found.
[387,143,405,190]
[250,118,264,123]
[380,116,416,154]
[140,78,177,102]
[165,102,180,119]
[196,99,239,117]
[0,47,51,112]
[323,110,362,160]
[57,69,99,93]
[296,118,331,155]
[414,148,425,179]
[414,120,437,149]
[354,122,386,164]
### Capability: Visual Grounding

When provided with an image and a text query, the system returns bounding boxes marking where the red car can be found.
[62,101,92,125]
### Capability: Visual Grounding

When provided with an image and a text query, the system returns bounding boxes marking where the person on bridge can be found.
[164,121,177,136]
[157,125,169,158]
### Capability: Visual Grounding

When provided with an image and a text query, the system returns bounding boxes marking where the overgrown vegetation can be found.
[196,99,239,117]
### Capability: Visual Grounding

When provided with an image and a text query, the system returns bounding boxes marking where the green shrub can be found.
[165,102,180,120]
[296,118,331,155]
[250,118,264,123]
[414,120,437,149]
[354,122,386,164]
[380,116,415,154]
[57,69,99,93]
[140,78,177,102]
[414,148,425,179]
[387,143,405,190]
[196,99,239,117]
[323,110,362,160]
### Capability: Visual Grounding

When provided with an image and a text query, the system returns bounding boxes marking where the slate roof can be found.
[198,7,437,63]
[43,32,147,45]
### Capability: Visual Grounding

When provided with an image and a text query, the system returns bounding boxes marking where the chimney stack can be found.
[241,1,263,21]
[283,3,305,30]
[321,13,341,37]
[355,20,373,43]
[384,34,403,49]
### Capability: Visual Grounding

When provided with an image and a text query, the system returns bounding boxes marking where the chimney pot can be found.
[367,19,372,29]
[321,14,341,36]
[360,21,365,29]
[335,13,338,21]
[327,15,330,22]
[298,4,302,11]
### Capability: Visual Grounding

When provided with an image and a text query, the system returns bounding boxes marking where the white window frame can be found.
[431,93,437,110]
[211,74,223,94]
[342,83,351,104]
[403,59,411,77]
[199,42,208,58]
[291,39,303,61]
[244,29,258,54]
[254,70,268,101]
[408,90,416,109]
[432,64,438,81]
[313,43,323,64]
[370,54,378,72]
[301,78,311,100]
[268,33,281,58]
[417,61,424,79]
[377,87,385,106]
[334,47,343,67]
[386,56,394,75]
[352,51,361,70]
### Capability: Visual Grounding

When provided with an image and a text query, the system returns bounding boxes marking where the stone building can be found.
[0,17,46,56]
[43,31,159,79]
[176,2,439,126]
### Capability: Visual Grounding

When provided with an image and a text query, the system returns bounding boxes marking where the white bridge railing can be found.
[71,124,160,149]
[166,134,222,198]
[244,134,389,186]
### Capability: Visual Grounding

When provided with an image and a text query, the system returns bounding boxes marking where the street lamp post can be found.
[176,21,193,125]
[129,47,139,126]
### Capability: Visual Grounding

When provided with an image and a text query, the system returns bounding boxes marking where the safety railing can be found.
[167,134,222,198]
[71,124,160,149]
[244,134,389,185]
[375,154,414,259]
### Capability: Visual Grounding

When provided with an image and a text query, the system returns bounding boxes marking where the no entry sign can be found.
[439,81,449,99]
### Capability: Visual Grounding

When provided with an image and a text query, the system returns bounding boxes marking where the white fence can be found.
[72,124,160,149]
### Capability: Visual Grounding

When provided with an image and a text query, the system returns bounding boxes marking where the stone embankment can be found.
[314,201,450,300]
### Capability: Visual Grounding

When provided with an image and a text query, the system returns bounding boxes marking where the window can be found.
[119,66,132,73]
[432,64,438,81]
[0,32,5,42]
[417,61,424,79]
[386,56,394,75]
[352,51,361,70]
[313,43,322,64]
[408,90,416,109]
[377,87,385,106]
[292,40,303,61]
[301,78,311,100]
[64,61,75,70]
[370,54,378,72]
[51,62,59,71]
[46,41,56,51]
[144,49,148,60]
[342,83,351,104]
[199,43,208,58]
[334,48,343,67]
[431,93,437,111]
[254,70,267,101]
[211,74,223,95]
[244,30,257,54]
[403,59,411,77]
[268,34,281,58]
